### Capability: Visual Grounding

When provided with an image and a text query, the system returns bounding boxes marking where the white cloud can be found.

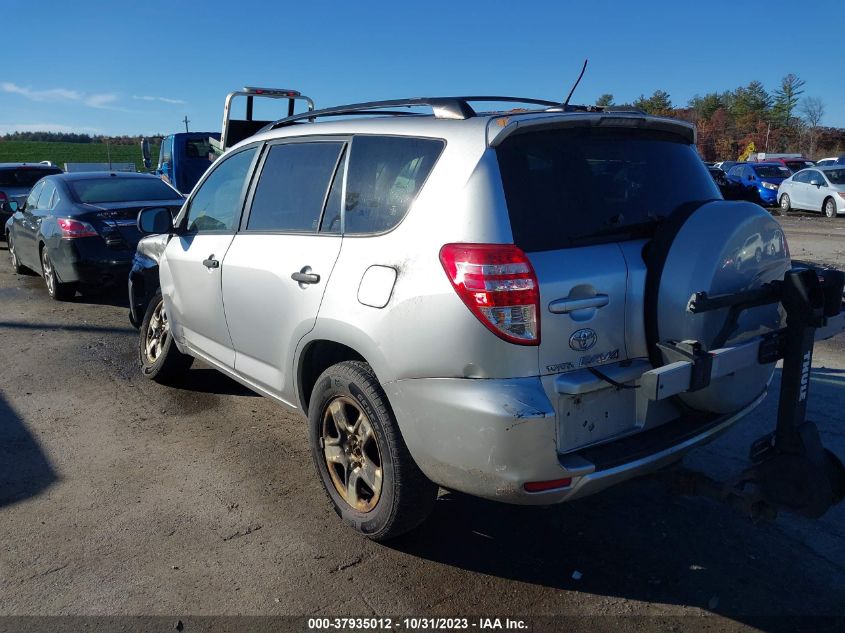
[0,123,103,135]
[132,94,187,105]
[2,82,120,110]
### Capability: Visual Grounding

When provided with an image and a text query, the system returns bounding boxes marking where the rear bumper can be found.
[52,238,133,287]
[383,376,764,505]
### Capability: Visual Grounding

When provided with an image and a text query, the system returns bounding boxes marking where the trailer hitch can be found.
[669,267,845,519]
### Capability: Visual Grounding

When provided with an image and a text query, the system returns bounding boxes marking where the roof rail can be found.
[265,96,562,130]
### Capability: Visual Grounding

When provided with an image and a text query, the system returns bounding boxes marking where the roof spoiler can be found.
[487,112,696,147]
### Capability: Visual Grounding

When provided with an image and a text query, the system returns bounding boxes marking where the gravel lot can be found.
[1,211,843,631]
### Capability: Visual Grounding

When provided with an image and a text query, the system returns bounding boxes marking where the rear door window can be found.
[343,135,444,234]
[496,127,719,251]
[246,141,344,232]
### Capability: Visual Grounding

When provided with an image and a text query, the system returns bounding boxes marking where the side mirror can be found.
[2,200,18,213]
[137,207,173,235]
[810,179,823,187]
[141,139,152,170]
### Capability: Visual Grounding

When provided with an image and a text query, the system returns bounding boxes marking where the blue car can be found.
[725,162,791,206]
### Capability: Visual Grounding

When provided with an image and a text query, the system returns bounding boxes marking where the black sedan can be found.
[5,172,183,300]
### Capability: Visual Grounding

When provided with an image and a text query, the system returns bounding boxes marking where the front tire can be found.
[779,193,791,213]
[824,197,837,218]
[40,245,76,300]
[139,292,193,383]
[308,361,438,541]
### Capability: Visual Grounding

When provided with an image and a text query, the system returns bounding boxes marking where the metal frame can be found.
[265,96,564,130]
[219,87,316,151]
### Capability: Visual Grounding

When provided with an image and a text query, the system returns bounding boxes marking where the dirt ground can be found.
[1,212,843,632]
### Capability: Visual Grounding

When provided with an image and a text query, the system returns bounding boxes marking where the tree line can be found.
[597,74,844,161]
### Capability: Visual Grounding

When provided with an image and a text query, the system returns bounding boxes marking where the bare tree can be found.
[800,97,825,157]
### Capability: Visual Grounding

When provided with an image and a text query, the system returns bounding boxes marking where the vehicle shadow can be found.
[170,367,259,398]
[390,367,845,627]
[0,393,59,508]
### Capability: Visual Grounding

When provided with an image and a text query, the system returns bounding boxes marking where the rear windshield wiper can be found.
[568,216,665,246]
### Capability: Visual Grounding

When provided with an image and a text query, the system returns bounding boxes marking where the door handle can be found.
[549,294,609,314]
[202,255,219,269]
[291,267,320,285]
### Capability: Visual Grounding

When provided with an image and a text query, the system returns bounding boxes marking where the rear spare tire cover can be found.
[645,200,790,414]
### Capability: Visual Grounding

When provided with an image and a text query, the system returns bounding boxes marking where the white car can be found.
[814,157,838,168]
[778,167,845,217]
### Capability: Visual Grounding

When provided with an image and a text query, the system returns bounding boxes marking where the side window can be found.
[344,136,444,234]
[793,171,807,183]
[185,146,257,233]
[25,181,45,210]
[160,137,173,167]
[728,166,742,178]
[246,142,344,232]
[36,182,57,210]
[809,170,824,183]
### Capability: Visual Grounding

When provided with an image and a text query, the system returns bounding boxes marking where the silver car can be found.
[778,166,845,217]
[134,97,798,540]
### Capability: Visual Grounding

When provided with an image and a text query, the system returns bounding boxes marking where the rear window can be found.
[753,165,790,178]
[785,161,812,172]
[0,168,62,188]
[825,169,845,185]
[183,138,214,160]
[496,127,719,251]
[69,177,182,204]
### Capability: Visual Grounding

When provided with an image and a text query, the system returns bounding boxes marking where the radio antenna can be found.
[562,59,588,109]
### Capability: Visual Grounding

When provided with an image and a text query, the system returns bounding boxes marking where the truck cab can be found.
[153,132,220,195]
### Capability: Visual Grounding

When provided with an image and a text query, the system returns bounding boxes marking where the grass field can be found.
[0,141,160,172]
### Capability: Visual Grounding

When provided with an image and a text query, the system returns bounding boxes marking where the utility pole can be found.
[106,137,112,170]
[182,115,190,133]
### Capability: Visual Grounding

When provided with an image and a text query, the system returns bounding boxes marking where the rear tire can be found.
[7,233,26,274]
[308,361,438,541]
[824,197,837,218]
[139,291,193,384]
[779,193,791,213]
[40,245,76,300]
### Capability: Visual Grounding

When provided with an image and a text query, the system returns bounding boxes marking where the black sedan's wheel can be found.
[824,197,837,218]
[139,292,193,384]
[8,233,27,274]
[40,246,76,300]
[309,361,438,541]
[780,194,791,213]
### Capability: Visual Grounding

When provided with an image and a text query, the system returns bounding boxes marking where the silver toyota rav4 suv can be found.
[135,96,795,540]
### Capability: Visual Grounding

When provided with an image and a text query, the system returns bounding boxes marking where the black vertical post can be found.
[774,269,825,449]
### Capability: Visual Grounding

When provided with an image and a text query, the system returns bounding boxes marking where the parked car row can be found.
[0,163,63,233]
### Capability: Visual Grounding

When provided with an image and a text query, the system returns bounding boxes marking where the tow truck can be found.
[141,86,314,194]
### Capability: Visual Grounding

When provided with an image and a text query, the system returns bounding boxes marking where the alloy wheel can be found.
[321,396,383,512]
[144,300,170,363]
[41,249,55,295]
[825,199,836,218]
[9,236,18,268]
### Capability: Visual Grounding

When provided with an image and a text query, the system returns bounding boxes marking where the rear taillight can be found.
[57,218,98,239]
[439,243,540,345]
[0,191,7,203]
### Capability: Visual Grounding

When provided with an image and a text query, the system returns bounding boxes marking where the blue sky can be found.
[3,0,844,136]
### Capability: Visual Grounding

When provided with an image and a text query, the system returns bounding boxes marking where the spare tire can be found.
[644,200,790,414]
